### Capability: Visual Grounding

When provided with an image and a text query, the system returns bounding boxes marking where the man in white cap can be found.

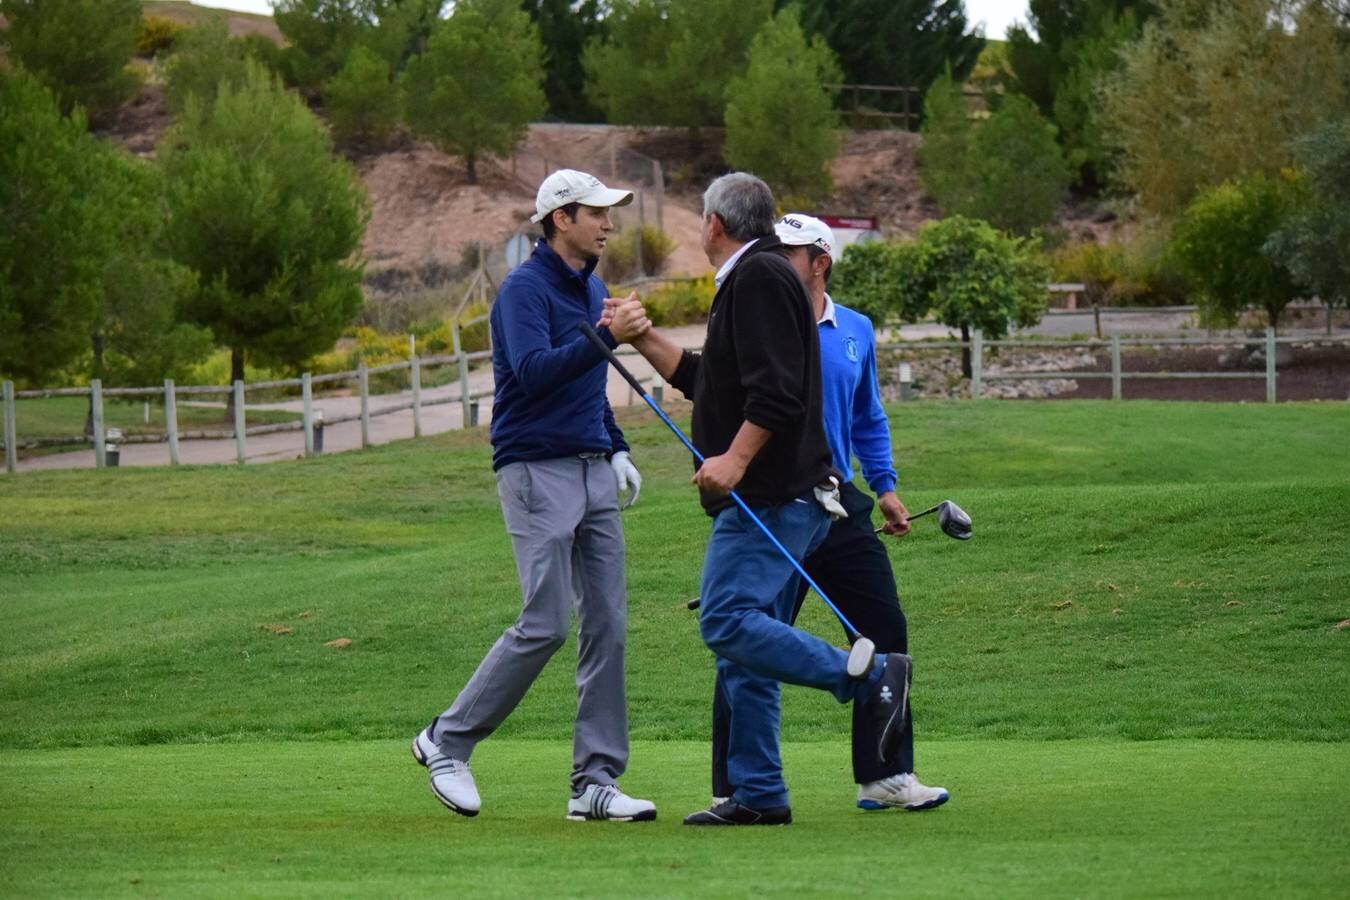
[710,213,949,811]
[410,169,656,823]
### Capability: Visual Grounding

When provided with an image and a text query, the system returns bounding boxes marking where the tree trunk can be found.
[466,153,477,185]
[1267,305,1280,335]
[960,322,973,380]
[224,346,245,422]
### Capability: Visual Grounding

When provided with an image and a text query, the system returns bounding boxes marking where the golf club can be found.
[875,499,972,540]
[578,322,876,679]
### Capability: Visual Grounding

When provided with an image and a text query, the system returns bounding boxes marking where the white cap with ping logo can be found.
[774,214,836,256]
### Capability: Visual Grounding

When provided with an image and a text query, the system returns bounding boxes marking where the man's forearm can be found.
[725,420,772,466]
[632,329,686,382]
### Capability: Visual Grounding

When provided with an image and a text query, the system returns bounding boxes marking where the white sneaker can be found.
[411,728,481,817]
[567,784,657,822]
[857,773,949,811]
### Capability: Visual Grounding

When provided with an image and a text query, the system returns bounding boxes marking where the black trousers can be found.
[712,482,914,794]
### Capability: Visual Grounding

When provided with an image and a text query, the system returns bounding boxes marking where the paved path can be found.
[12,326,707,473]
[11,312,1339,474]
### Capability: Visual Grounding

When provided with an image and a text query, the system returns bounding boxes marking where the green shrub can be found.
[639,275,715,326]
[1168,173,1302,330]
[137,15,185,58]
[1049,232,1191,308]
[600,224,675,283]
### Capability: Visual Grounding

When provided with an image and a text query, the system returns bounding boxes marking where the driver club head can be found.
[936,500,972,540]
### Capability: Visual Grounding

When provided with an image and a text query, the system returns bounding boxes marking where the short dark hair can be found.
[807,244,833,286]
[541,202,581,241]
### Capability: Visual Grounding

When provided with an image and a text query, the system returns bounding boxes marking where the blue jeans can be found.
[698,494,884,809]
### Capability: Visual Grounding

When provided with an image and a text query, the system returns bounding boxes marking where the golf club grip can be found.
[577,322,648,398]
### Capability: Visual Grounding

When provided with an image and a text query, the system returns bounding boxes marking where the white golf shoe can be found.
[411,728,480,817]
[857,773,950,811]
[566,784,657,822]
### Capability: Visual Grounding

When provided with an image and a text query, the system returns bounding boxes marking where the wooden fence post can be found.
[91,379,106,469]
[1266,327,1277,403]
[358,362,370,448]
[233,380,246,464]
[164,379,180,465]
[970,332,983,398]
[302,373,315,457]
[3,380,16,475]
[1111,336,1122,401]
[411,357,422,438]
[454,322,470,429]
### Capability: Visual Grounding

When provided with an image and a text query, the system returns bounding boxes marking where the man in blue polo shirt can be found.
[410,170,656,823]
[710,214,949,812]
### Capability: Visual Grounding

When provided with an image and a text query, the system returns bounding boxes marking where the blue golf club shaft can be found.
[577,323,863,640]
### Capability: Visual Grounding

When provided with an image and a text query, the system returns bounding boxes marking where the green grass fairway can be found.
[2,400,1348,896]
[4,740,1347,898]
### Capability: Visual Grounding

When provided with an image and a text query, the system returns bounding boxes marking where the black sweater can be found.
[669,237,835,515]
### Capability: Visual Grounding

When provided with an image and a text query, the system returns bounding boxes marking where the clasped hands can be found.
[597,292,651,343]
[595,292,740,497]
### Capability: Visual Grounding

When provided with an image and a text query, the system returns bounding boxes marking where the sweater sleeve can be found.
[602,398,628,455]
[669,349,702,399]
[496,280,617,398]
[850,327,897,494]
[732,267,809,433]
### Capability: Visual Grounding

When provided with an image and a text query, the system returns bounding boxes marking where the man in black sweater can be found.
[605,172,912,825]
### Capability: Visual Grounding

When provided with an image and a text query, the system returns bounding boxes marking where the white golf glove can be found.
[611,451,642,509]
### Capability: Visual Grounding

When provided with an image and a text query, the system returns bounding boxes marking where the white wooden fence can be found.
[879,328,1350,401]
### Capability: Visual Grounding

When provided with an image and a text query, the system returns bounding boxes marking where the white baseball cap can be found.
[774,214,835,256]
[530,169,634,223]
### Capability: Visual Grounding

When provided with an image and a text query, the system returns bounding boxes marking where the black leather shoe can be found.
[682,799,792,826]
[865,652,912,764]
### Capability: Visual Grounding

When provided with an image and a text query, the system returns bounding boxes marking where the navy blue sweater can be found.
[488,239,627,470]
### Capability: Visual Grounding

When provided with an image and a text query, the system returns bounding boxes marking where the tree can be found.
[159,63,368,413]
[919,75,1070,235]
[161,21,252,117]
[523,0,606,122]
[830,240,930,327]
[274,0,370,94]
[1101,0,1350,216]
[723,10,842,204]
[0,0,141,120]
[1168,174,1302,331]
[326,44,398,145]
[0,69,119,384]
[401,0,546,184]
[90,153,212,390]
[362,0,444,74]
[584,0,773,128]
[1267,116,1350,320]
[796,0,983,110]
[1005,0,1157,188]
[835,217,1048,377]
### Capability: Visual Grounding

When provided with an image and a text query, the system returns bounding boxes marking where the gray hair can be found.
[703,172,775,242]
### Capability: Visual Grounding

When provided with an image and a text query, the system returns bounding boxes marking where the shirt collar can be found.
[714,238,758,289]
[818,293,837,326]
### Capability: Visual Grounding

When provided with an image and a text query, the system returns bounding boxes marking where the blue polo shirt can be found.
[488,239,627,470]
[818,295,897,495]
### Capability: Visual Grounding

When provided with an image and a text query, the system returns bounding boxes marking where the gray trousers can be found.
[432,455,629,792]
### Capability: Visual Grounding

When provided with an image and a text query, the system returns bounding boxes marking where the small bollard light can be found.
[105,427,123,467]
[899,363,914,402]
[652,384,664,404]
[313,408,325,455]
[468,400,480,427]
